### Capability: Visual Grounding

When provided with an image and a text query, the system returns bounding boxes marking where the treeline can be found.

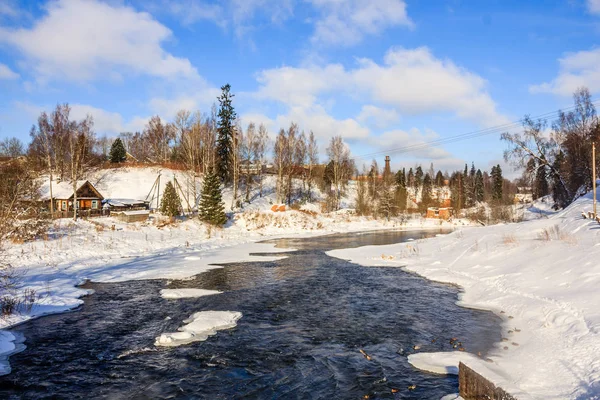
[354,159,515,219]
[503,87,600,209]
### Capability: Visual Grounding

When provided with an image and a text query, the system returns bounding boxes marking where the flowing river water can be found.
[0,229,501,399]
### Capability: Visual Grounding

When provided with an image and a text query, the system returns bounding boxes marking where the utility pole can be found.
[593,142,597,218]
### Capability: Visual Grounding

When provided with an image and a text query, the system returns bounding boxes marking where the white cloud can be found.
[530,47,600,96]
[587,0,600,14]
[154,0,294,38]
[254,46,508,127]
[255,64,346,108]
[0,0,198,83]
[357,105,400,129]
[0,63,19,80]
[14,101,145,135]
[308,0,413,47]
[148,88,221,118]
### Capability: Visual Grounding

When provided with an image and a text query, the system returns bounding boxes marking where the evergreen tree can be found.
[420,173,432,212]
[534,164,549,199]
[407,168,415,188]
[435,170,444,187]
[474,169,484,203]
[551,151,569,209]
[491,165,504,203]
[216,84,237,184]
[395,168,407,212]
[199,170,227,226]
[109,138,126,163]
[414,165,424,190]
[160,181,181,217]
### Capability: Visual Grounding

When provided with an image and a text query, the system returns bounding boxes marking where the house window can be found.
[62,201,67,210]
[92,200,98,209]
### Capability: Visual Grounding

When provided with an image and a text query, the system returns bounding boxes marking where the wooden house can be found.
[40,180,104,214]
[426,207,454,220]
[113,210,150,223]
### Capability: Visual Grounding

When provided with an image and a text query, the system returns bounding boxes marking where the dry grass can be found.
[538,224,577,244]
[502,234,518,245]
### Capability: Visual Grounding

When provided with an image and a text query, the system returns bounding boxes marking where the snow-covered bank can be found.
[155,311,242,347]
[328,192,600,399]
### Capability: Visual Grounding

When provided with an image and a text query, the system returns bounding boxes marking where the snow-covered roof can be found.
[115,210,150,216]
[103,198,148,207]
[39,180,88,201]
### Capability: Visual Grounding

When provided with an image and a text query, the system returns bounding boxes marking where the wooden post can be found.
[593,142,597,218]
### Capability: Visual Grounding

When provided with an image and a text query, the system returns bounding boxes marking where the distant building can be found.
[426,207,454,219]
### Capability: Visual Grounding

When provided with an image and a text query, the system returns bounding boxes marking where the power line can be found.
[352,99,600,163]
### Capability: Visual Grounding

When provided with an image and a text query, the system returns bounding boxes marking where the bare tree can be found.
[256,123,269,197]
[306,131,318,202]
[69,114,94,221]
[295,131,308,199]
[0,138,24,158]
[273,128,287,204]
[326,136,353,210]
[145,116,174,163]
[501,116,570,207]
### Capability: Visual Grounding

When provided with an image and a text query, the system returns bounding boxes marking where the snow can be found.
[118,210,150,216]
[154,311,242,347]
[39,179,88,200]
[160,288,222,299]
[328,191,600,399]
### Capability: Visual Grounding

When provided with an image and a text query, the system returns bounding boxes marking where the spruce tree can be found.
[491,164,504,203]
[534,165,549,199]
[475,169,484,203]
[109,138,126,163]
[414,166,424,190]
[160,181,181,217]
[395,168,407,212]
[216,84,237,184]
[199,170,227,226]
[435,170,444,187]
[420,173,433,212]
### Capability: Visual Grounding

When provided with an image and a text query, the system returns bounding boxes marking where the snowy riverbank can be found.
[328,192,600,399]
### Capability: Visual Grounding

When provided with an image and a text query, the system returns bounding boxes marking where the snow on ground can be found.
[160,288,222,299]
[328,191,600,399]
[154,311,242,347]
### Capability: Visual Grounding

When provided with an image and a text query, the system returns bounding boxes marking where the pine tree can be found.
[534,165,549,199]
[475,169,484,203]
[395,168,407,212]
[199,170,227,226]
[420,173,433,212]
[491,165,504,203]
[109,138,126,163]
[435,170,444,187]
[414,166,423,190]
[160,181,181,217]
[216,84,237,184]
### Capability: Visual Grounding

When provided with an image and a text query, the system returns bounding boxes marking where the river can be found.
[0,229,500,399]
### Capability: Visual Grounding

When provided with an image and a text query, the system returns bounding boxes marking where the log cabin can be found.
[40,180,104,214]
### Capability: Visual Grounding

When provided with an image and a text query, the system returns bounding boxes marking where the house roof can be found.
[39,180,103,201]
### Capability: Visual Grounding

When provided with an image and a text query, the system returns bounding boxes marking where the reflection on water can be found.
[0,229,500,399]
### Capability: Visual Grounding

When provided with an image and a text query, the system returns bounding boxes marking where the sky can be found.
[1,0,600,176]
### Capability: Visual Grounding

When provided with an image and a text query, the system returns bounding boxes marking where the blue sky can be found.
[1,0,600,175]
